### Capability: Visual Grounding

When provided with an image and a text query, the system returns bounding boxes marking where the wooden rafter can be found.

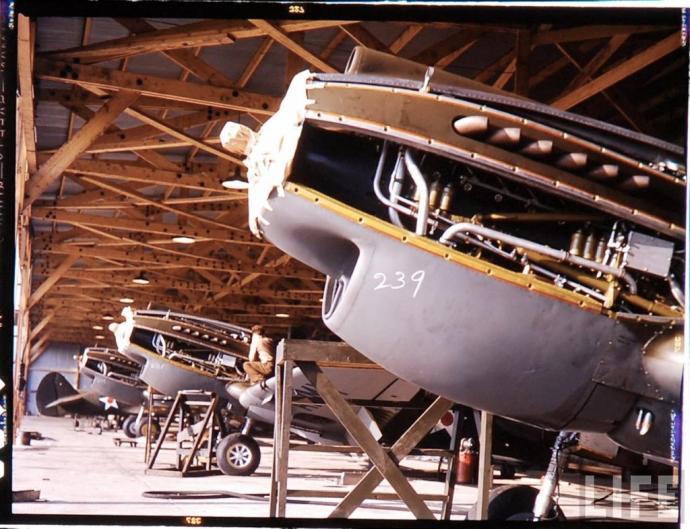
[32,209,260,246]
[533,25,669,46]
[563,34,629,92]
[124,107,241,164]
[78,176,245,232]
[553,43,644,132]
[389,24,423,55]
[340,24,390,53]
[514,29,531,96]
[249,19,338,73]
[238,37,274,89]
[18,14,37,174]
[25,90,140,207]
[411,29,484,67]
[29,311,55,341]
[28,254,80,308]
[44,19,358,64]
[39,243,320,280]
[552,32,680,110]
[35,59,279,114]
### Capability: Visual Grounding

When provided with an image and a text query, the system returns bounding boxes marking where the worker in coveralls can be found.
[243,325,275,384]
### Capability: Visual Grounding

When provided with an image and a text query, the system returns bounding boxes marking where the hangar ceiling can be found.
[15,14,687,364]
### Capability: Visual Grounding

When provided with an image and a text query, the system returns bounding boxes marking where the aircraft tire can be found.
[122,415,138,439]
[216,433,261,476]
[137,417,160,440]
[466,485,565,521]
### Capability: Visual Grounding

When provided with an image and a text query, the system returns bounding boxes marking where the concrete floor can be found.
[12,415,679,523]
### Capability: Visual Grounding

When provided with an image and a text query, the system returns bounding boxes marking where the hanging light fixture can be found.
[95,335,106,340]
[171,236,196,244]
[132,272,150,285]
[222,165,250,190]
[102,314,114,321]
[119,297,135,304]
[275,313,290,318]
[92,325,104,331]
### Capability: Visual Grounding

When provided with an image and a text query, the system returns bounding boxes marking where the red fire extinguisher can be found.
[456,438,479,484]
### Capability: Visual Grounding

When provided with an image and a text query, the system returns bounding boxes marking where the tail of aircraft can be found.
[35,372,80,416]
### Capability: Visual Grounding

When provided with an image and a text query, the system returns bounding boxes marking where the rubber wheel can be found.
[137,418,160,440]
[466,485,565,521]
[216,433,261,476]
[122,416,138,439]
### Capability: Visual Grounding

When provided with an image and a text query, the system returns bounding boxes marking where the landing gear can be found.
[531,431,578,521]
[215,433,261,476]
[468,484,564,521]
[122,415,138,439]
[137,416,160,440]
[468,431,577,521]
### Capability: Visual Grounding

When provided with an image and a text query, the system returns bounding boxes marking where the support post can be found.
[442,408,463,520]
[476,411,494,520]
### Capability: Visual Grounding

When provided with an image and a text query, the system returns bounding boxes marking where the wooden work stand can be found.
[269,339,461,520]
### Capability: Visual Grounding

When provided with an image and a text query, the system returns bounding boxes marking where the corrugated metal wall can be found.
[26,342,81,416]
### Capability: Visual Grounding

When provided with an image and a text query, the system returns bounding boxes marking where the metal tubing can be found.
[440,223,638,294]
[668,274,685,308]
[532,431,574,520]
[403,150,430,236]
[387,149,405,228]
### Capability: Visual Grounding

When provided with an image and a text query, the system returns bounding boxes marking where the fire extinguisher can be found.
[456,438,479,484]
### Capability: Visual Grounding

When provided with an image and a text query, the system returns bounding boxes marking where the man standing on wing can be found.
[243,325,275,385]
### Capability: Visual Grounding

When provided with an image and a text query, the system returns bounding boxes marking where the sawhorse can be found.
[269,339,459,519]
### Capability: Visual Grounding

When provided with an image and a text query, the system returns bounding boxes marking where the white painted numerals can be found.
[373,270,425,298]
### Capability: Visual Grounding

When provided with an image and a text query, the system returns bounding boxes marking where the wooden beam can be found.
[339,24,390,53]
[124,107,241,164]
[533,25,669,46]
[29,311,55,341]
[78,176,245,233]
[36,59,279,115]
[237,37,274,89]
[18,14,37,174]
[493,57,517,89]
[475,411,494,520]
[29,334,52,364]
[28,255,79,308]
[40,88,223,112]
[533,43,602,92]
[552,32,680,110]
[93,109,226,150]
[389,24,424,54]
[249,20,338,73]
[475,50,513,84]
[41,271,320,301]
[25,90,140,207]
[411,29,484,67]
[564,34,629,92]
[514,29,531,96]
[40,243,321,280]
[60,158,227,191]
[285,32,306,89]
[553,43,644,132]
[331,396,453,518]
[33,209,258,245]
[298,362,435,519]
[44,19,358,64]
[319,30,347,62]
[114,18,236,89]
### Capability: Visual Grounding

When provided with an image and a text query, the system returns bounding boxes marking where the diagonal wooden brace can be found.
[331,395,453,518]
[298,361,439,519]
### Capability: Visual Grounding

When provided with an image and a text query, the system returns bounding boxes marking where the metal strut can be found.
[532,431,579,521]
